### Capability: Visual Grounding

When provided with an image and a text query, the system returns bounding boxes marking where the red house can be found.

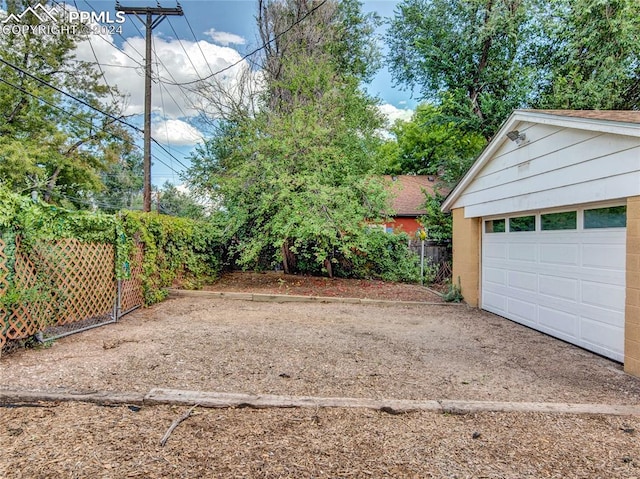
[382,175,438,236]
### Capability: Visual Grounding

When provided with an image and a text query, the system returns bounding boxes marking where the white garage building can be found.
[442,110,640,373]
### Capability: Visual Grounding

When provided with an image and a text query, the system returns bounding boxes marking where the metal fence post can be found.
[116,279,122,321]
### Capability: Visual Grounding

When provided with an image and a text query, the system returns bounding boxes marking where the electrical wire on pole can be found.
[115,2,183,212]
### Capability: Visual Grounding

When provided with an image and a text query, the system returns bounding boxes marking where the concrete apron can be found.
[1,388,640,416]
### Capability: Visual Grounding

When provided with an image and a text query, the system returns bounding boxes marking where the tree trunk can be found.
[281,241,296,274]
[323,258,333,278]
[43,166,62,203]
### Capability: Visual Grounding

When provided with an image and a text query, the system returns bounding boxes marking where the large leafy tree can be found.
[530,0,640,110]
[188,0,404,277]
[189,56,388,275]
[387,0,533,139]
[0,0,134,206]
[378,104,485,242]
[382,104,486,183]
[93,152,144,212]
[387,0,640,141]
[157,182,206,220]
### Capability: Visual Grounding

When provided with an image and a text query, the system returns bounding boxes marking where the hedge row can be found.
[0,188,224,306]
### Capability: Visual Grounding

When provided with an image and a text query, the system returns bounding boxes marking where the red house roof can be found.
[383,175,438,217]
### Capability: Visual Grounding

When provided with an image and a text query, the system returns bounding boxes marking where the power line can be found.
[0,55,189,170]
[69,60,141,70]
[167,17,204,82]
[0,74,182,180]
[162,0,329,87]
[0,71,184,177]
[115,3,184,212]
[51,0,147,69]
[153,37,177,184]
[72,0,117,105]
[183,12,216,78]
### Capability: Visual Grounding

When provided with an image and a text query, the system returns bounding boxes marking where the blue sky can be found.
[53,1,419,185]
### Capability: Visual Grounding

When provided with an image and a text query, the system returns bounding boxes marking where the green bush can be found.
[119,211,225,304]
[0,187,225,309]
[334,229,420,283]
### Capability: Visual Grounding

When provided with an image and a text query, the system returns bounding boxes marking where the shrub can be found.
[334,229,420,283]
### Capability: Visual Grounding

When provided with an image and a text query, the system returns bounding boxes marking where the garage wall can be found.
[451,208,480,307]
[455,122,640,218]
[626,196,640,374]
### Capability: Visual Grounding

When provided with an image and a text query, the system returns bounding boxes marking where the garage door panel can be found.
[581,281,626,311]
[484,267,507,286]
[482,211,625,362]
[577,268,626,285]
[539,274,578,301]
[484,243,507,259]
[580,305,625,329]
[483,291,507,313]
[540,243,579,266]
[507,297,538,324]
[538,306,578,337]
[580,318,624,359]
[582,244,626,269]
[509,243,537,262]
[507,270,537,292]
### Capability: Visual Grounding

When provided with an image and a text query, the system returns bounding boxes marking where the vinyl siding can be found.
[454,121,640,218]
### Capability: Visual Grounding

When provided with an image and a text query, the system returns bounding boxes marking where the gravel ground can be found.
[2,402,640,478]
[2,296,639,403]
[3,295,640,478]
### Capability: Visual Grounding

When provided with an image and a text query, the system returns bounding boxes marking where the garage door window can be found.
[584,205,626,229]
[509,215,535,232]
[485,219,505,233]
[541,211,576,230]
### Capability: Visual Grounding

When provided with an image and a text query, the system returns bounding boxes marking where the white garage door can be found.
[482,205,626,362]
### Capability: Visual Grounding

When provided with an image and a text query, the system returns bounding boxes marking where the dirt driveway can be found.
[3,295,640,403]
[3,295,640,478]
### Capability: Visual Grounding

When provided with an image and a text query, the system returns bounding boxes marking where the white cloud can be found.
[73,31,252,120]
[378,103,414,126]
[203,28,246,46]
[151,119,204,146]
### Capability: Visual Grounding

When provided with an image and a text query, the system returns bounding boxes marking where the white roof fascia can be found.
[441,110,640,213]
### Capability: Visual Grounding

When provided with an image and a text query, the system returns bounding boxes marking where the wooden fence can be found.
[0,237,144,354]
[408,239,452,284]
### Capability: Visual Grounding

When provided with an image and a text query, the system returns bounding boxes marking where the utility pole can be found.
[115,2,183,212]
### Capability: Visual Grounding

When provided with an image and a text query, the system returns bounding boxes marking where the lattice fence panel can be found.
[0,238,8,349]
[120,243,144,316]
[3,237,51,341]
[434,261,453,284]
[30,239,116,326]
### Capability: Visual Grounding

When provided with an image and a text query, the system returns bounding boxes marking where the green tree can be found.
[530,0,640,110]
[387,0,534,139]
[387,0,640,140]
[189,56,389,276]
[0,0,133,206]
[157,182,206,220]
[378,104,485,242]
[93,152,144,212]
[382,104,486,183]
[187,0,412,278]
